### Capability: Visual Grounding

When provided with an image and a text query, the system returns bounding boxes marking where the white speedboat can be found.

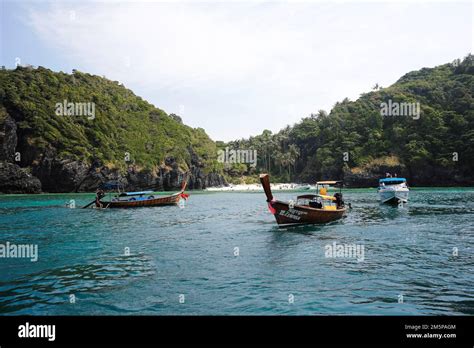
[378,178,409,204]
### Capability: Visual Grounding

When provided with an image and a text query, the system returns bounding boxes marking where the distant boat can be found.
[259,174,347,227]
[378,177,409,204]
[83,180,189,209]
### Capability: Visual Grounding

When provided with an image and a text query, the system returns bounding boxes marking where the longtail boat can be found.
[259,174,346,227]
[89,180,189,209]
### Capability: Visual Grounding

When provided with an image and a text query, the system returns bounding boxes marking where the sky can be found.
[1,0,472,141]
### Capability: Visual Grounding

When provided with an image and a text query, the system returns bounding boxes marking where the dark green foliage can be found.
[0,66,220,173]
[225,55,473,184]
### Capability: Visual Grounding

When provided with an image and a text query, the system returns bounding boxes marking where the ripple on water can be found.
[0,253,155,314]
[0,190,473,315]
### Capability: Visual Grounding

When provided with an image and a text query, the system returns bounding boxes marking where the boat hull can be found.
[378,189,409,204]
[99,192,182,208]
[270,200,346,227]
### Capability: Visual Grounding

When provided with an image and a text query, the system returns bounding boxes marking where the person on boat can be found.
[95,189,105,208]
[334,192,344,209]
[309,198,323,209]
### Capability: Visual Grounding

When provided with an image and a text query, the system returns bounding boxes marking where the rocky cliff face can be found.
[0,110,41,193]
[343,161,407,188]
[28,153,226,192]
[0,162,42,194]
[343,163,473,187]
[0,112,17,161]
[0,108,226,194]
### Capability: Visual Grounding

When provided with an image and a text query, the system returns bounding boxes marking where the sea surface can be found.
[0,188,473,315]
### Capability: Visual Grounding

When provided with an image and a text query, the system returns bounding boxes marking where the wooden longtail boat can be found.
[259,174,346,227]
[95,181,189,209]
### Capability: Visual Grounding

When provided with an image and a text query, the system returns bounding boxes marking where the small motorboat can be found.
[259,174,347,227]
[378,177,409,204]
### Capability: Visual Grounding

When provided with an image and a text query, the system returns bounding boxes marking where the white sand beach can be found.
[205,183,315,192]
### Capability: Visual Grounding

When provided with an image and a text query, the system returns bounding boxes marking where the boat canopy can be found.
[119,191,154,197]
[379,178,406,183]
[297,194,319,200]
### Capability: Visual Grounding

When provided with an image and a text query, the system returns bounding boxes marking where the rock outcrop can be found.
[0,107,227,193]
[0,110,42,193]
[342,157,473,187]
[0,161,41,193]
[0,111,17,161]
[343,163,407,188]
[0,67,228,193]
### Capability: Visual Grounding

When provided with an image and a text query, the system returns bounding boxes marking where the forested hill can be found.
[1,56,472,193]
[0,67,225,193]
[224,55,473,186]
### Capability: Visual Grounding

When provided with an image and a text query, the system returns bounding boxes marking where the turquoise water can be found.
[0,188,473,315]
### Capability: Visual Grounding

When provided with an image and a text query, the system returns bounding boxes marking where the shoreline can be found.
[205,183,474,192]
[205,183,310,192]
[0,185,473,196]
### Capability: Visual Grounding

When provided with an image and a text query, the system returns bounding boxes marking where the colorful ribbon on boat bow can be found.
[179,193,189,200]
[267,200,276,215]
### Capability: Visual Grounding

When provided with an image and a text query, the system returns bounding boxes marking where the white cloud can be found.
[25,1,472,141]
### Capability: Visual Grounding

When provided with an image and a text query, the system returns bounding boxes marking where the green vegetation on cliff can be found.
[224,55,473,185]
[0,66,219,173]
[1,56,472,190]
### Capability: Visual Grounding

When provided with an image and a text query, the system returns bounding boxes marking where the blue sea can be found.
[0,188,473,315]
